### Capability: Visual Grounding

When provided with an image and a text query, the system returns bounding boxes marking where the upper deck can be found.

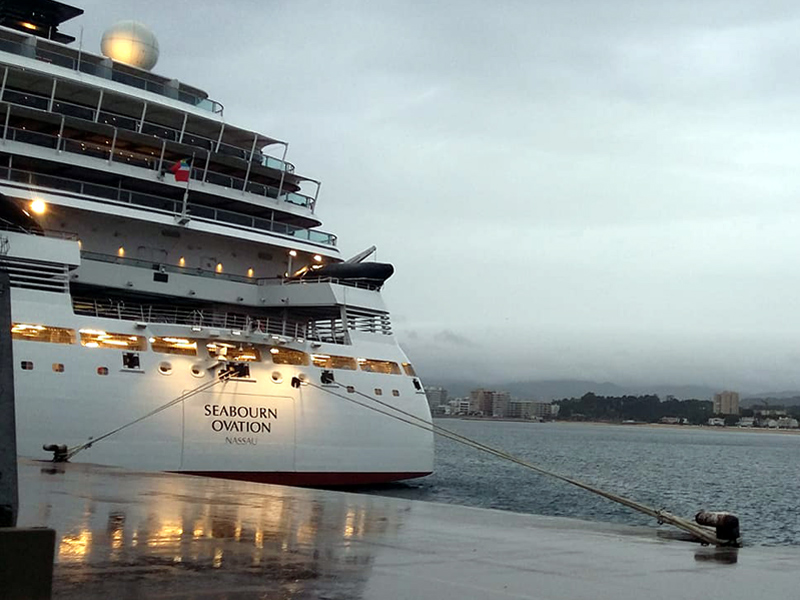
[0,24,223,115]
[0,22,339,250]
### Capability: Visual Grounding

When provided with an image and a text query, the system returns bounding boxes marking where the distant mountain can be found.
[423,378,718,401]
[741,393,800,408]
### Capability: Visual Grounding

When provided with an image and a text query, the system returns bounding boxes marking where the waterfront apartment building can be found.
[425,386,449,411]
[449,398,472,415]
[713,391,740,415]
[469,389,510,417]
[507,400,533,419]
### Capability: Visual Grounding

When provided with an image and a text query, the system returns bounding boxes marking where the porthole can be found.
[190,364,205,378]
[20,360,33,370]
[158,361,173,375]
[346,386,355,393]
[97,366,109,376]
[374,388,383,396]
[392,390,400,397]
[52,363,65,373]
[297,372,308,383]
[271,371,283,384]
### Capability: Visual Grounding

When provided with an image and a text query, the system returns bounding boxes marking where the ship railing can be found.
[0,35,225,114]
[0,162,337,247]
[282,276,383,291]
[0,115,312,210]
[0,87,294,173]
[71,295,312,340]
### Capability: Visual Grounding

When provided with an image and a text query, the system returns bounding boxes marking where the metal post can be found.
[107,127,117,164]
[202,149,211,183]
[275,142,288,202]
[156,138,166,176]
[137,101,148,133]
[0,67,8,102]
[312,180,321,212]
[57,115,65,153]
[241,134,259,193]
[0,270,17,528]
[48,79,57,113]
[178,113,188,144]
[94,89,104,123]
[2,105,10,143]
[215,122,225,152]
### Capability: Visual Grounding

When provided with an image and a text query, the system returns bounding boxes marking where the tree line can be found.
[555,393,713,424]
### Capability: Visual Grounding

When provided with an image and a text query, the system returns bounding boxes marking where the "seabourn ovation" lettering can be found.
[204,404,278,436]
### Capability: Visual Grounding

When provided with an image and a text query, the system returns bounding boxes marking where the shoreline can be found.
[433,416,800,435]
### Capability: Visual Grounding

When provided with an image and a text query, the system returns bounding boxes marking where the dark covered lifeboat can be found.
[291,261,394,288]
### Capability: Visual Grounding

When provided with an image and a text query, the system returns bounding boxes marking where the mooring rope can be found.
[64,369,234,461]
[306,380,722,546]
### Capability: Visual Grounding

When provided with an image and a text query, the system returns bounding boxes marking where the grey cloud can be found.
[69,0,800,392]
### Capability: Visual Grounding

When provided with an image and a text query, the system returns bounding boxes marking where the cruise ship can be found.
[1,1,433,486]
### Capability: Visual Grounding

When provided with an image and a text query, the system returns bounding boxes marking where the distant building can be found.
[532,402,559,419]
[469,389,510,417]
[707,417,725,426]
[737,417,755,427]
[507,400,533,419]
[776,417,799,429]
[449,398,471,415]
[713,391,740,415]
[424,386,448,411]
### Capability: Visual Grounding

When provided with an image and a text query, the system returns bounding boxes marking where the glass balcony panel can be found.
[4,89,49,110]
[52,101,94,121]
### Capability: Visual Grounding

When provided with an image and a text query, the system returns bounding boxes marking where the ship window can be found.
[374,388,383,396]
[80,330,147,351]
[52,363,65,373]
[20,361,33,370]
[402,362,417,376]
[97,367,109,376]
[268,347,309,365]
[191,365,205,378]
[151,337,198,356]
[392,389,400,397]
[357,359,402,375]
[346,386,355,393]
[310,354,357,370]
[12,324,75,344]
[206,342,261,361]
[271,371,283,383]
[158,362,173,375]
[122,352,141,369]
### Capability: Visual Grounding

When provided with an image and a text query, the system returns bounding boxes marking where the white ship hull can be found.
[12,286,434,485]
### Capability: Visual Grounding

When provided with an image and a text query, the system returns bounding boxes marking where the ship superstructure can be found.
[1,1,433,485]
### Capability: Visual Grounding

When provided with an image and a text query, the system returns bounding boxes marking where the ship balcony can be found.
[0,163,337,248]
[0,84,296,176]
[0,103,315,211]
[0,28,224,114]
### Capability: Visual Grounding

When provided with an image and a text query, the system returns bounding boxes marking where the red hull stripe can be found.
[175,470,433,487]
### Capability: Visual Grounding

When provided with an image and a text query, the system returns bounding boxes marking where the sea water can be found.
[369,419,800,546]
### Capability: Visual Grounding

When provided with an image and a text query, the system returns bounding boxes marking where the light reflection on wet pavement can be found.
[16,459,800,600]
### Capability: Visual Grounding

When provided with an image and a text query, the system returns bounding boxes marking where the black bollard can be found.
[695,511,740,545]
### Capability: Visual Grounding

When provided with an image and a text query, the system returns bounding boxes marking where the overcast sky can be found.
[64,1,800,393]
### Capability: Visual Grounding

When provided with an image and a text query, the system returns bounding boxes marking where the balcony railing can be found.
[72,295,311,340]
[0,36,224,114]
[1,86,295,173]
[0,165,338,246]
[2,123,318,212]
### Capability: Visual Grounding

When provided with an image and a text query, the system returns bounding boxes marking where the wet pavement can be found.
[15,459,800,599]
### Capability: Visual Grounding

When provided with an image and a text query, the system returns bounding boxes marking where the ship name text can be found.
[204,404,278,435]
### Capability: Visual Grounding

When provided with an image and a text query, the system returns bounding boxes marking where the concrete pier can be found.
[16,459,799,599]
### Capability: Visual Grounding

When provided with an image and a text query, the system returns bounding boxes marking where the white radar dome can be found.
[100,21,159,71]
